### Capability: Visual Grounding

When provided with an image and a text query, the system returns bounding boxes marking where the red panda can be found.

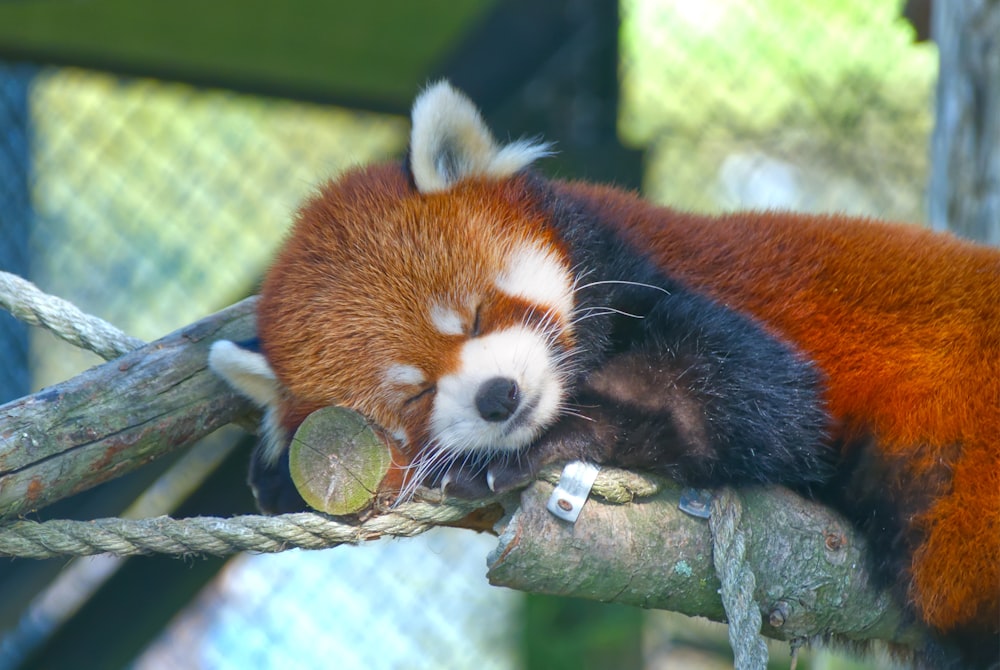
[210,81,1000,668]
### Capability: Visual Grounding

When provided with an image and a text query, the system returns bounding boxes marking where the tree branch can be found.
[489,478,931,657]
[0,298,259,520]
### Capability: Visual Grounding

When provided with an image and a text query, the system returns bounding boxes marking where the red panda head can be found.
[212,82,575,491]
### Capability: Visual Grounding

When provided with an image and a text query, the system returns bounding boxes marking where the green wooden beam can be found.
[0,0,494,111]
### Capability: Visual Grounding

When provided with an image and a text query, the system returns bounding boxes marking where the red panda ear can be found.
[408,80,552,194]
[209,340,280,408]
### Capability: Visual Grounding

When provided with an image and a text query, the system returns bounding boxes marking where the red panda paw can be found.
[426,454,534,499]
[248,443,308,514]
[438,416,614,500]
[436,464,502,499]
[435,457,543,499]
[484,459,541,496]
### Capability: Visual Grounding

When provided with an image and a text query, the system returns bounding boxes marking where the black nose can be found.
[475,377,520,422]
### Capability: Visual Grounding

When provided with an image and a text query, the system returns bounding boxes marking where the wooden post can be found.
[928,0,1000,244]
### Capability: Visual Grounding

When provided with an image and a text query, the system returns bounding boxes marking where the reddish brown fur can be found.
[556,181,1000,634]
[257,155,998,638]
[258,165,569,460]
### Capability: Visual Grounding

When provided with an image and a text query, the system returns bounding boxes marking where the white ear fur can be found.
[409,81,551,193]
[209,340,280,408]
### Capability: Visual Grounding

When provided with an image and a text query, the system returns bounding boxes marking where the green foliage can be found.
[522,595,643,670]
[0,0,491,105]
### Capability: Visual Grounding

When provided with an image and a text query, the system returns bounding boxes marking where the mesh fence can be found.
[135,530,517,670]
[620,0,934,222]
[0,1,936,668]
[0,63,32,403]
[24,69,405,389]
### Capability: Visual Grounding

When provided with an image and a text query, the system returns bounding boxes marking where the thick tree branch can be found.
[0,298,259,520]
[489,479,931,657]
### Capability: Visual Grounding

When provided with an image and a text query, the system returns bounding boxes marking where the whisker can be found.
[575,279,671,295]
[559,407,594,422]
[572,306,644,322]
[395,442,462,503]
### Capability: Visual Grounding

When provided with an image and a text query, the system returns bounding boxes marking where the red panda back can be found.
[556,180,1000,633]
[206,83,999,667]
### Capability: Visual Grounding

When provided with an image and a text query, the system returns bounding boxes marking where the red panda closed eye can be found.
[210,81,1000,668]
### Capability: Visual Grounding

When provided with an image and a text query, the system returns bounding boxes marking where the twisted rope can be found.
[0,502,485,559]
[0,270,144,360]
[0,467,661,559]
[539,464,662,503]
[710,488,769,670]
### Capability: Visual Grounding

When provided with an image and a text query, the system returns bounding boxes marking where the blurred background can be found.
[0,1,951,668]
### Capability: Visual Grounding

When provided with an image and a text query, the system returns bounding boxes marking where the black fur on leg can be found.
[248,443,307,514]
